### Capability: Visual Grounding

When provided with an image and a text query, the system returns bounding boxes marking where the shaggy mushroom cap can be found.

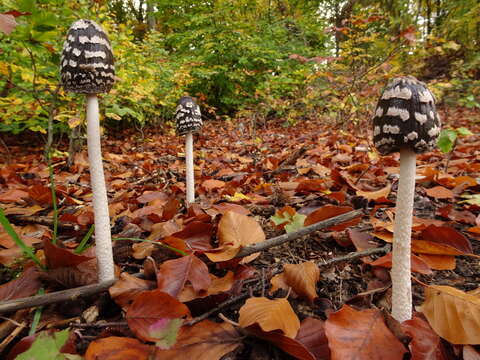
[175,96,203,135]
[60,19,115,94]
[373,76,441,155]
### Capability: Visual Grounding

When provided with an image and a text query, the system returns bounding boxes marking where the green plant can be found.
[437,127,473,153]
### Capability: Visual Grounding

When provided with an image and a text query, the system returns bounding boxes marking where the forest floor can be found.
[0,106,479,359]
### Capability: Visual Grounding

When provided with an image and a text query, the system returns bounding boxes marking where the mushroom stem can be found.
[185,132,195,204]
[86,94,114,282]
[391,147,416,322]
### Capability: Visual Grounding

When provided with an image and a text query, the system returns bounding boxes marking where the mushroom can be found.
[373,76,441,322]
[60,19,115,283]
[175,96,203,204]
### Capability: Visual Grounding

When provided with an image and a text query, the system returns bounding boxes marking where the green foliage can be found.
[437,127,473,153]
[270,207,306,233]
[16,329,81,360]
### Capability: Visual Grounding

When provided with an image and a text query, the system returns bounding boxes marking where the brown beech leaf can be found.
[202,179,226,191]
[205,211,265,263]
[401,315,448,360]
[295,317,330,360]
[211,203,251,216]
[244,324,315,360]
[420,225,472,254]
[425,186,454,199]
[109,272,156,310]
[157,254,211,299]
[304,205,361,231]
[179,271,235,303]
[154,320,242,360]
[325,305,407,360]
[411,240,465,256]
[0,266,41,301]
[283,262,320,303]
[43,239,93,269]
[369,252,432,274]
[172,221,213,252]
[356,183,392,201]
[85,336,154,360]
[239,297,300,338]
[0,189,29,202]
[416,254,456,270]
[418,285,480,344]
[126,289,190,346]
[347,229,379,251]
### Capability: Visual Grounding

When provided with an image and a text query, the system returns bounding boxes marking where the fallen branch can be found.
[0,279,116,314]
[234,209,364,258]
[8,215,80,231]
[318,244,391,267]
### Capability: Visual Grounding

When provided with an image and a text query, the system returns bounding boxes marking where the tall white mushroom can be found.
[60,19,115,283]
[175,96,203,204]
[373,76,441,322]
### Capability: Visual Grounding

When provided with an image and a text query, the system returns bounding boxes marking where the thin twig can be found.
[0,280,116,314]
[234,209,364,258]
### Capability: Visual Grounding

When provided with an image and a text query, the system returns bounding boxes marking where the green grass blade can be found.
[75,224,94,254]
[29,288,45,336]
[0,208,45,269]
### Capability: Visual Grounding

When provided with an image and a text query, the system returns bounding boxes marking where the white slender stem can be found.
[185,132,195,204]
[391,147,416,322]
[86,95,114,282]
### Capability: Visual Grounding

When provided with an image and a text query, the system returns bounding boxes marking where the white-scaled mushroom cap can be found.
[373,76,441,155]
[60,19,115,94]
[175,96,203,135]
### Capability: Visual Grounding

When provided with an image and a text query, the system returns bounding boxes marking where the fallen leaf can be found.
[157,254,211,298]
[154,320,242,360]
[325,305,407,360]
[109,272,155,310]
[126,290,190,345]
[401,315,447,360]
[418,285,480,344]
[0,266,41,301]
[239,297,300,338]
[356,183,391,201]
[304,205,361,231]
[416,254,456,270]
[425,186,454,199]
[295,317,330,360]
[369,252,432,274]
[283,262,320,302]
[421,225,472,254]
[85,336,154,360]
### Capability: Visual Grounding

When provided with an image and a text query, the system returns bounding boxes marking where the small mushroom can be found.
[175,96,203,204]
[60,19,115,283]
[373,76,441,322]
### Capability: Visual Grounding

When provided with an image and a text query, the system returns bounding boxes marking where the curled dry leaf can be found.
[418,285,480,344]
[369,252,433,275]
[401,315,448,360]
[304,205,361,231]
[356,183,392,201]
[421,225,472,254]
[205,211,265,263]
[325,304,407,360]
[239,297,300,338]
[0,266,41,301]
[109,272,156,310]
[85,336,154,360]
[43,239,93,269]
[179,271,235,303]
[154,320,242,360]
[126,289,190,346]
[270,262,320,303]
[156,254,211,299]
[295,317,330,360]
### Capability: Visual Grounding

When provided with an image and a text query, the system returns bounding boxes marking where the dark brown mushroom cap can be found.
[373,76,441,155]
[175,96,203,135]
[60,19,115,94]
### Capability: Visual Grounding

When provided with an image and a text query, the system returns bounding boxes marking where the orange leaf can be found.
[0,189,29,202]
[239,297,300,338]
[85,336,154,360]
[212,203,251,216]
[401,315,448,360]
[205,211,265,263]
[283,262,320,302]
[304,205,361,231]
[172,221,213,252]
[416,254,456,270]
[157,254,211,298]
[202,179,226,191]
[43,239,93,269]
[369,252,432,274]
[356,183,392,201]
[0,267,41,301]
[179,271,235,303]
[421,225,472,254]
[412,240,464,256]
[154,320,242,360]
[109,272,155,310]
[126,290,190,343]
[325,305,407,360]
[419,285,480,344]
[425,186,454,199]
[295,317,330,360]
